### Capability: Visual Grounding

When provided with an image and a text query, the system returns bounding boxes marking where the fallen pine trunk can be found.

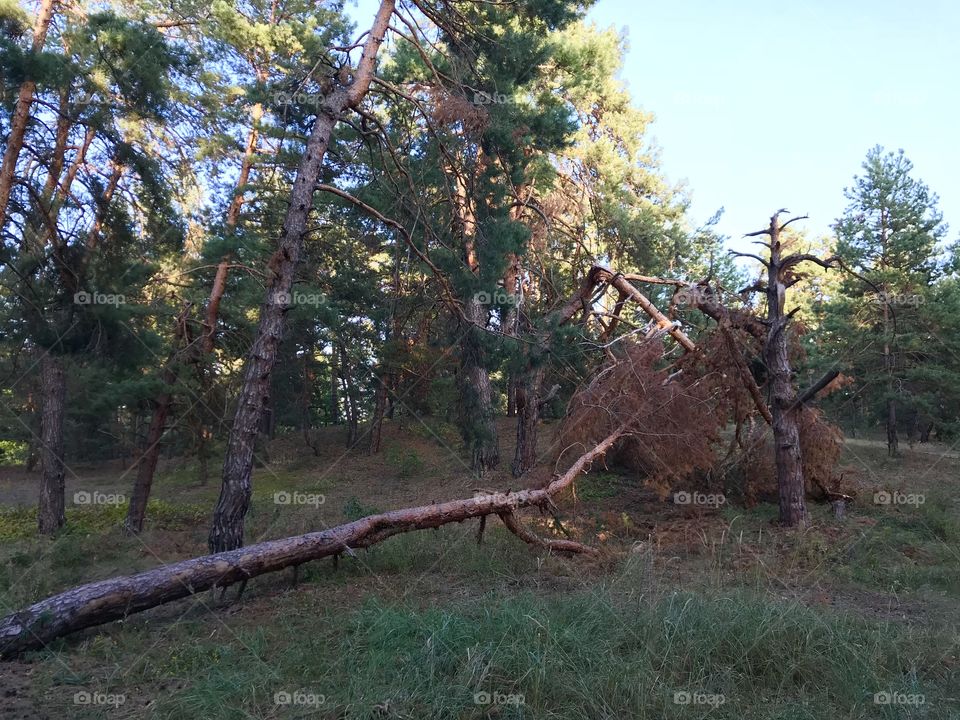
[0,429,623,658]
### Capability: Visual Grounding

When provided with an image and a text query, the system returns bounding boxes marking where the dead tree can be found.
[208,0,396,553]
[735,210,838,527]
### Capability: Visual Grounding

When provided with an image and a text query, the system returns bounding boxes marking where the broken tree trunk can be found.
[208,0,395,553]
[595,270,696,353]
[0,428,622,658]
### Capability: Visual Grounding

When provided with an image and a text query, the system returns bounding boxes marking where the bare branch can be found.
[778,214,809,232]
[730,250,771,268]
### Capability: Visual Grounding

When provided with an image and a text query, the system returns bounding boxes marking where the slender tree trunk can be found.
[460,295,500,471]
[340,346,359,448]
[0,0,57,226]
[512,364,544,476]
[38,354,66,535]
[886,398,898,457]
[123,393,172,533]
[510,267,657,477]
[327,345,340,424]
[453,160,499,470]
[369,241,403,454]
[123,306,190,533]
[208,0,395,553]
[882,300,898,456]
[369,382,388,454]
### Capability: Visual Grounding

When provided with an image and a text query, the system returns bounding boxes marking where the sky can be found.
[585,0,959,248]
[346,0,958,249]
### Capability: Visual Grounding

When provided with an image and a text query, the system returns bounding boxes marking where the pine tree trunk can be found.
[368,381,388,454]
[124,392,172,534]
[328,345,340,424]
[340,346,359,448]
[0,0,57,226]
[506,373,517,417]
[124,305,190,531]
[459,296,499,471]
[886,398,898,457]
[38,354,66,535]
[881,298,898,456]
[512,365,544,476]
[208,0,395,553]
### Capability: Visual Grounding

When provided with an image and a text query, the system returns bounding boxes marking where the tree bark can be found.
[0,428,622,657]
[37,354,66,535]
[761,214,807,527]
[512,364,544,476]
[368,382,388,454]
[123,306,190,533]
[123,391,173,534]
[881,297,898,456]
[340,345,359,448]
[208,0,395,553]
[459,295,500,471]
[0,0,58,227]
[886,398,898,457]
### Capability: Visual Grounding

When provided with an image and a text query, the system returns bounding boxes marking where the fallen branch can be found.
[0,429,624,658]
[498,511,599,556]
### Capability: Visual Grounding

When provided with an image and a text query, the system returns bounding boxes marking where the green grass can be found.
[33,567,959,719]
[576,472,624,501]
[0,497,207,541]
[3,432,960,718]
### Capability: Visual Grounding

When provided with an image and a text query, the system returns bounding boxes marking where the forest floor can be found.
[0,418,957,719]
